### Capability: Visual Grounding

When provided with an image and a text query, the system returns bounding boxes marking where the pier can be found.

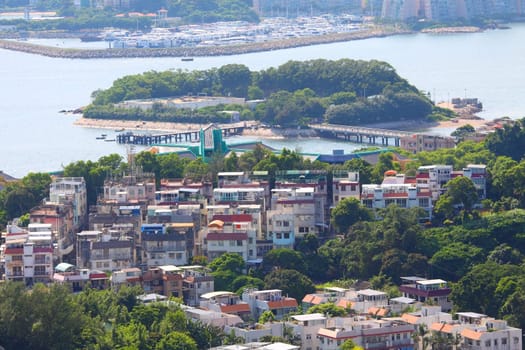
[309,123,414,146]
[116,125,245,145]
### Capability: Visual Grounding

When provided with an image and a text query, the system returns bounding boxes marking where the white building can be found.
[3,224,54,285]
[204,214,257,262]
[332,171,360,206]
[49,177,88,230]
[242,289,298,320]
[361,183,432,221]
[317,317,414,350]
[267,187,318,247]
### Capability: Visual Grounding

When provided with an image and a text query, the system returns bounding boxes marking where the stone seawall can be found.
[0,28,412,59]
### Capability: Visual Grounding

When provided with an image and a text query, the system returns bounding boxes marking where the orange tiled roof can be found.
[368,307,389,317]
[267,298,298,309]
[430,323,456,334]
[336,299,355,309]
[302,294,315,303]
[401,313,421,324]
[461,328,485,341]
[221,304,251,314]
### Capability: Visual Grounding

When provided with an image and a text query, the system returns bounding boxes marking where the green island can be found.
[84,59,449,128]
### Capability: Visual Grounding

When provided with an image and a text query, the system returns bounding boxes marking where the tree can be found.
[331,197,372,233]
[264,269,315,300]
[263,248,306,273]
[307,302,347,317]
[209,253,245,274]
[340,339,364,350]
[451,124,475,141]
[156,331,197,350]
[444,176,479,212]
[259,310,276,324]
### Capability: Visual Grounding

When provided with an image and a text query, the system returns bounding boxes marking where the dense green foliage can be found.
[0,283,226,349]
[0,0,257,29]
[87,60,435,127]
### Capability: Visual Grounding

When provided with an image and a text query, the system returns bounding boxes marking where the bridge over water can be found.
[309,123,414,146]
[116,124,246,145]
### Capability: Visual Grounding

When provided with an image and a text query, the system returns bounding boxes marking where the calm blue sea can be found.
[1,24,525,177]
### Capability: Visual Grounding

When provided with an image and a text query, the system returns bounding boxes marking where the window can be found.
[236,240,243,246]
[34,266,46,276]
[12,255,22,261]
[502,338,507,345]
[284,233,290,239]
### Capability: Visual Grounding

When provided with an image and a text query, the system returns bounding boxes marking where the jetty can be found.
[309,123,414,146]
[116,125,246,145]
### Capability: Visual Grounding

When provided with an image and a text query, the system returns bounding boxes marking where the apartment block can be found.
[3,224,54,285]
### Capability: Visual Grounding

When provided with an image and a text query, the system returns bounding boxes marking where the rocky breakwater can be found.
[0,27,412,59]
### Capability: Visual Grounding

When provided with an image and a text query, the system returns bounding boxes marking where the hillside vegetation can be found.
[86,59,438,127]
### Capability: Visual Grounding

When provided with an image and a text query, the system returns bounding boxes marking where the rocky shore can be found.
[0,27,412,59]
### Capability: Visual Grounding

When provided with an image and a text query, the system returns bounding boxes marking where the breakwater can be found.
[0,28,412,59]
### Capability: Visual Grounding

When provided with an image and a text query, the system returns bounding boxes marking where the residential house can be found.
[200,291,251,320]
[141,223,190,268]
[332,170,360,207]
[242,289,298,320]
[30,202,75,262]
[274,170,329,235]
[400,134,456,154]
[141,265,184,298]
[181,265,215,307]
[110,267,142,289]
[399,277,452,312]
[49,177,88,230]
[204,214,257,262]
[317,317,415,350]
[361,172,433,221]
[76,230,134,271]
[3,224,54,285]
[288,313,327,350]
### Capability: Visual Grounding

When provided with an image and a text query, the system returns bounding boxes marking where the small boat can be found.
[181,57,194,62]
[101,133,107,137]
[96,136,106,140]
[115,128,125,132]
[104,139,116,142]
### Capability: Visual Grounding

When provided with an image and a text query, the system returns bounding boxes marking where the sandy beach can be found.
[73,116,495,138]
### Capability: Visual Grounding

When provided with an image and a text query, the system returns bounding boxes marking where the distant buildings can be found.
[380,0,525,21]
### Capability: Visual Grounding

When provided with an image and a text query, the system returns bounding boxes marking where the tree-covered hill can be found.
[85,59,437,127]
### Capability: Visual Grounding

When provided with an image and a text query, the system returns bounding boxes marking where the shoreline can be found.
[73,116,494,138]
[0,27,412,59]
